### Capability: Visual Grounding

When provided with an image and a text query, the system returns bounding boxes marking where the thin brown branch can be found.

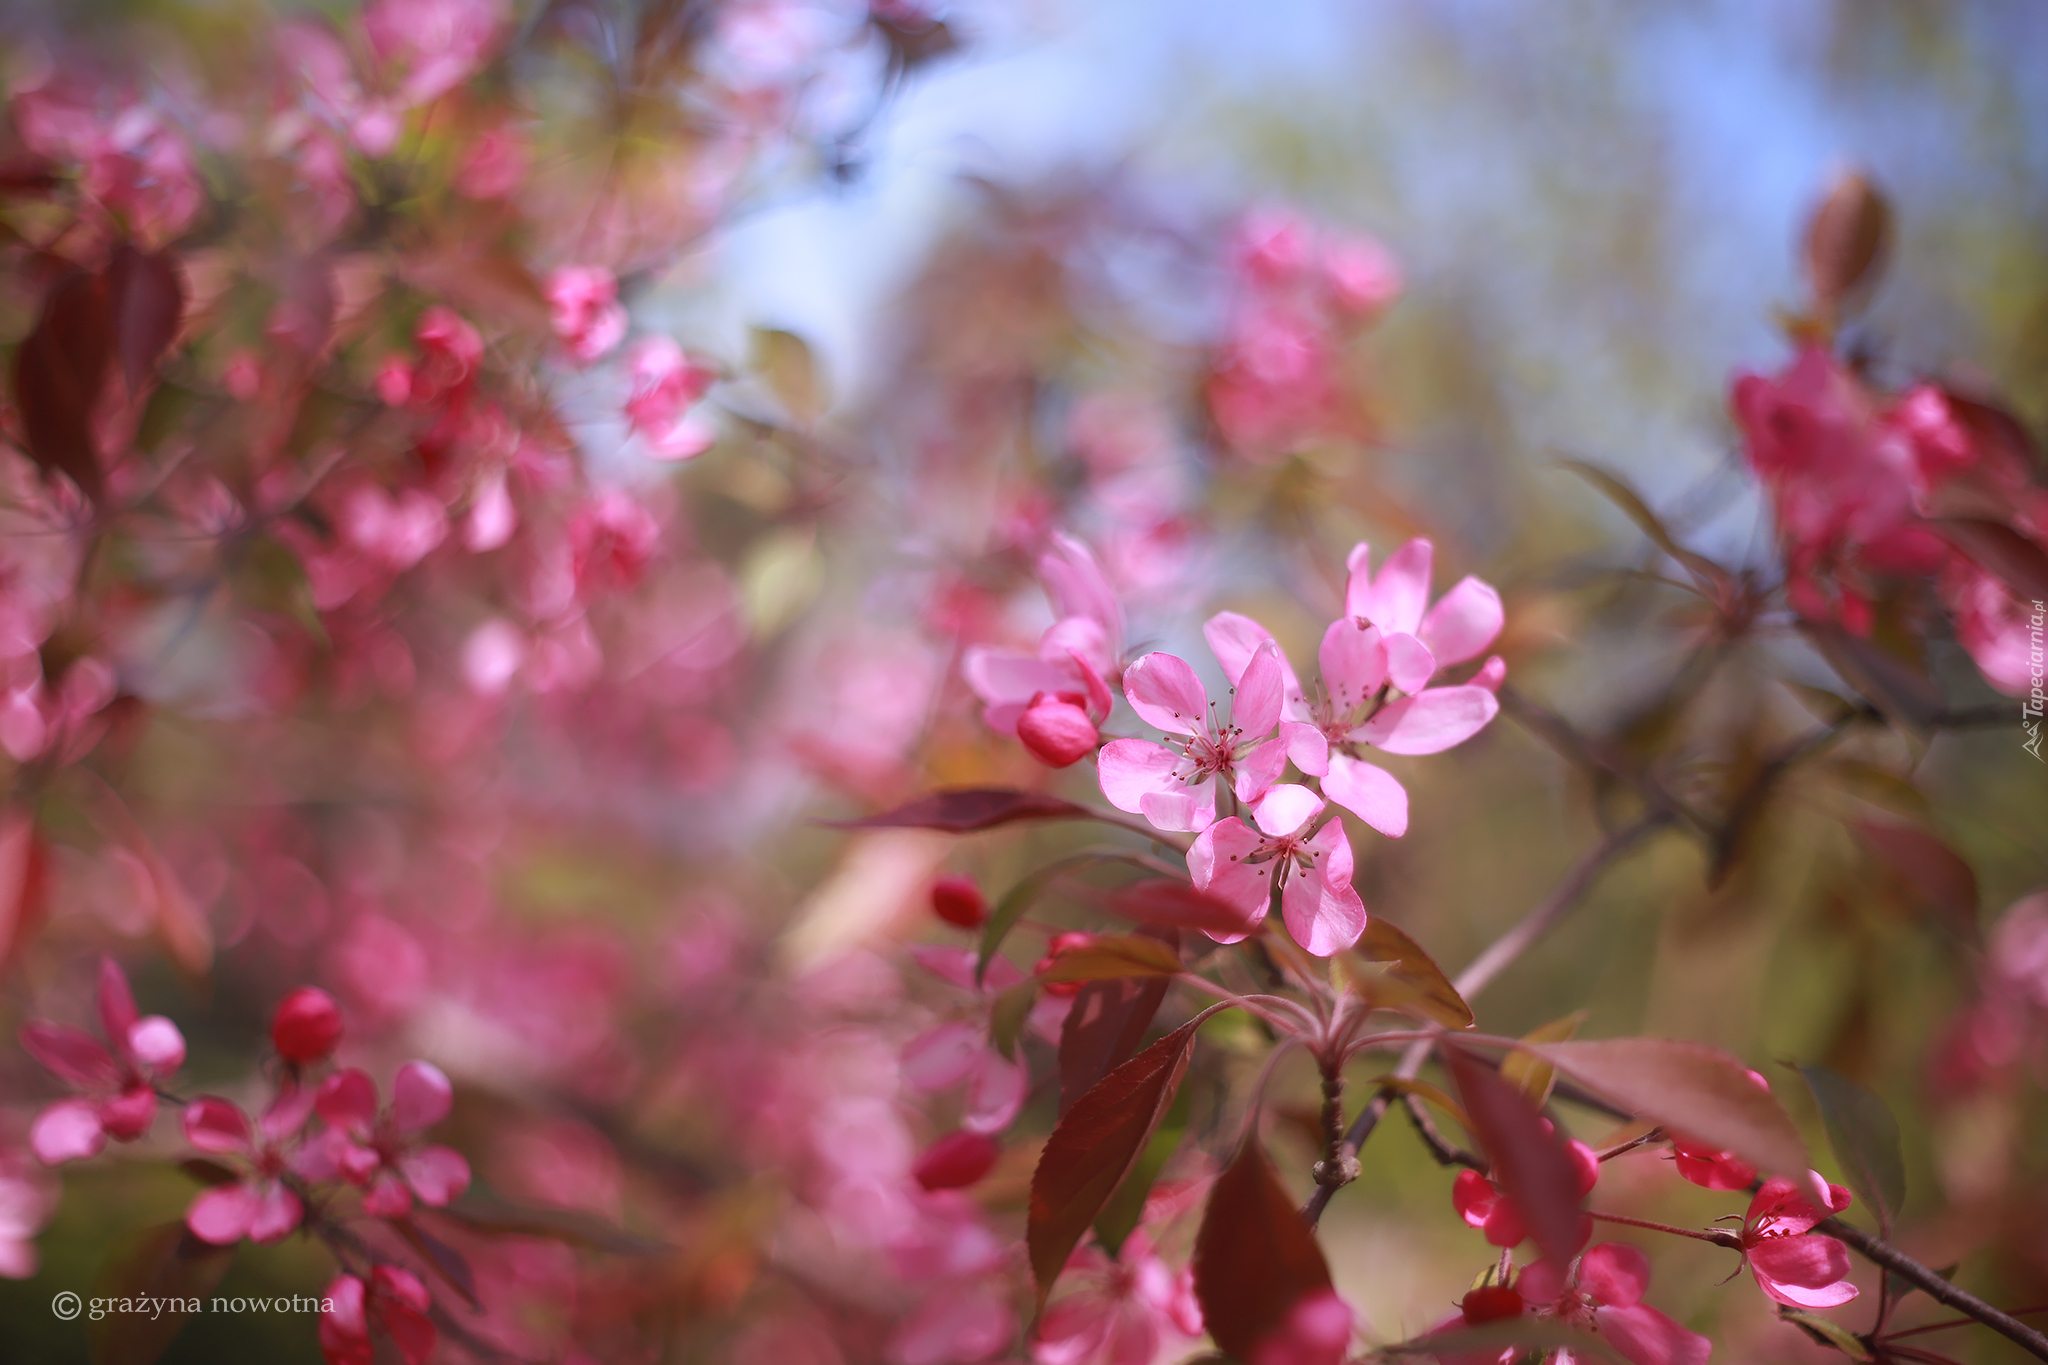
[1499,684,1713,836]
[1400,1092,1485,1171]
[1820,1217,2048,1361]
[1301,815,1664,1225]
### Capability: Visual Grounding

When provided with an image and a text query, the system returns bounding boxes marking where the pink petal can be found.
[1040,533,1123,656]
[246,1181,304,1243]
[391,1060,452,1134]
[1595,1304,1710,1365]
[1420,576,1504,666]
[961,1052,1026,1134]
[1579,1242,1649,1307]
[1250,784,1322,836]
[1204,612,1305,716]
[183,1097,254,1155]
[1744,1175,1840,1238]
[126,1017,186,1078]
[98,1084,158,1140]
[1469,655,1506,692]
[1281,823,1365,956]
[186,1182,259,1244]
[1187,818,1276,934]
[1318,619,1387,709]
[1137,786,1216,833]
[31,1099,105,1164]
[961,648,1066,715]
[398,1145,470,1206]
[96,956,139,1053]
[887,1283,1018,1365]
[1750,1235,1858,1307]
[1232,734,1289,804]
[1122,653,1209,736]
[316,1069,380,1134]
[1098,739,1197,825]
[1349,537,1433,636]
[1043,616,1112,685]
[1281,721,1328,775]
[19,1023,118,1089]
[1231,642,1284,737]
[363,1170,415,1218]
[374,1264,432,1313]
[902,1022,983,1090]
[1382,632,1438,694]
[1321,754,1408,837]
[262,1081,318,1143]
[1359,686,1499,755]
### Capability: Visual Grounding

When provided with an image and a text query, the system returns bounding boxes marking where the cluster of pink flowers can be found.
[1206,207,1403,459]
[1732,348,2045,694]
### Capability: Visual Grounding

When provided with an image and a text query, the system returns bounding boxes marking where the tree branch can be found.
[1821,1216,2048,1361]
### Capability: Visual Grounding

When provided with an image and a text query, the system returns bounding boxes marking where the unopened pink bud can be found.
[1016,692,1097,767]
[272,986,344,1064]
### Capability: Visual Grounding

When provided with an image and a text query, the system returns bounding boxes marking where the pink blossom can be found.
[181,1092,312,1245]
[20,957,186,1164]
[1201,540,1501,838]
[1033,1235,1203,1365]
[1740,1175,1858,1308]
[1452,1136,1599,1248]
[624,336,719,460]
[1098,642,1292,833]
[885,1280,1016,1365]
[1941,560,2037,696]
[900,1021,1026,1135]
[455,124,528,199]
[1188,784,1365,955]
[319,1266,436,1365]
[308,1061,472,1217]
[1514,1243,1712,1365]
[363,0,506,109]
[546,266,628,365]
[963,533,1123,762]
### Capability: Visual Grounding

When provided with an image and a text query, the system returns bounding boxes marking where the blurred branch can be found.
[1497,685,1713,836]
[1302,815,1665,1225]
[1819,1217,2048,1361]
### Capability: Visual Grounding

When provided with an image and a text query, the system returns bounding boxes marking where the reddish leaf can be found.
[85,1222,236,1365]
[1190,1135,1334,1362]
[829,787,1092,833]
[1802,622,1945,729]
[1802,169,1891,313]
[395,1218,481,1311]
[1443,1044,1589,1271]
[1028,1006,1220,1306]
[1929,518,2048,604]
[1852,819,1978,934]
[14,267,113,503]
[1531,1038,1812,1181]
[0,806,49,968]
[106,243,185,393]
[1037,933,1183,984]
[1059,936,1173,1114]
[1337,917,1475,1029]
[1106,879,1262,937]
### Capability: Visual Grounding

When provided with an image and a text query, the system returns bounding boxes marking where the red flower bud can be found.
[912,1130,1001,1190]
[1015,692,1098,768]
[930,875,988,929]
[1035,931,1095,998]
[1459,1284,1524,1326]
[271,986,344,1064]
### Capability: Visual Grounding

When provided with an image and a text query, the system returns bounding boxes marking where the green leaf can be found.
[975,851,1110,987]
[1500,1011,1587,1107]
[1778,1306,1875,1360]
[989,979,1039,1061]
[1798,1065,1905,1234]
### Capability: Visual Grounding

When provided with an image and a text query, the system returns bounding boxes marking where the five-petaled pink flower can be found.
[1098,641,1293,833]
[307,1062,471,1218]
[1204,537,1502,840]
[1033,1233,1204,1365]
[182,1090,315,1245]
[20,958,186,1165]
[1188,784,1364,955]
[1740,1175,1857,1308]
[319,1265,436,1365]
[1516,1242,1712,1365]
